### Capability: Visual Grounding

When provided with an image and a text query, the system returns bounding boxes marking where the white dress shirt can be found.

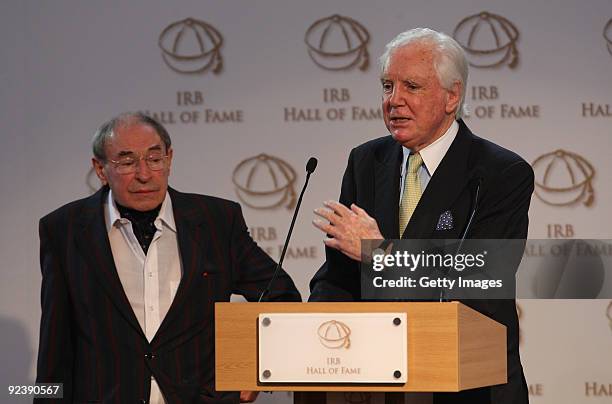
[104,190,182,404]
[399,120,459,204]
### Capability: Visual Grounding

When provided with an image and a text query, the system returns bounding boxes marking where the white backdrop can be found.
[1,0,611,402]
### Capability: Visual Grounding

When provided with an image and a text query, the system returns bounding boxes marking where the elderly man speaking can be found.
[310,28,533,404]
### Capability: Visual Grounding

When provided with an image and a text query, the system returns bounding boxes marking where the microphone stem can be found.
[278,172,311,271]
[258,171,312,302]
[439,181,481,302]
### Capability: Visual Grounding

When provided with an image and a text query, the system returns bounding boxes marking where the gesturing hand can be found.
[313,200,383,261]
[240,391,259,402]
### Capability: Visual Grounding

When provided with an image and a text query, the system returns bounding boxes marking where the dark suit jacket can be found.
[309,120,534,404]
[36,186,301,403]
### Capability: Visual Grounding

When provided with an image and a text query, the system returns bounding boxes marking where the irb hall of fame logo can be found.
[232,154,297,211]
[453,11,520,69]
[158,17,223,75]
[304,14,370,72]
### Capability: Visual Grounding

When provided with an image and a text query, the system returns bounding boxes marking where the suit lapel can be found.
[152,188,210,347]
[75,187,145,337]
[403,121,473,239]
[374,139,403,239]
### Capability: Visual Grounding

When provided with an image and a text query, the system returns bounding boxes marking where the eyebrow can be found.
[115,144,163,157]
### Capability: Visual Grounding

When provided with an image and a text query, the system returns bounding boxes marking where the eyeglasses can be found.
[108,153,169,174]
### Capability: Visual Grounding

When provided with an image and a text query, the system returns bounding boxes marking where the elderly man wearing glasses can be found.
[35,112,301,404]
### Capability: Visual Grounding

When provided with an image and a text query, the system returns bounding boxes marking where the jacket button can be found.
[140,400,147,404]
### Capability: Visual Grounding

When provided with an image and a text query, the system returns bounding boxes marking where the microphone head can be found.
[306,157,318,174]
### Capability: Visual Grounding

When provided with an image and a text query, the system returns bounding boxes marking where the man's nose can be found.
[389,86,405,106]
[134,158,152,181]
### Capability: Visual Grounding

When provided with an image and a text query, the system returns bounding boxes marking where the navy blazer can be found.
[310,120,534,404]
[36,186,301,403]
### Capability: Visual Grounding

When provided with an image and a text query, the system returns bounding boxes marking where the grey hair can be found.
[379,28,469,119]
[92,112,172,161]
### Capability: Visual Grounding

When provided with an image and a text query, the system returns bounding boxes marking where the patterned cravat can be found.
[399,152,423,236]
[115,202,161,254]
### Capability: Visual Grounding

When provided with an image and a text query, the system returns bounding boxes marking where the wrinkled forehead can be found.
[106,123,165,155]
[382,43,437,78]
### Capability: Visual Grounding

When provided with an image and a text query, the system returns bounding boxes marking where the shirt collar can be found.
[402,120,459,176]
[157,192,176,232]
[105,189,176,233]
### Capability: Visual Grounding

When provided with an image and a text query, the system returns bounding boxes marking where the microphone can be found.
[458,174,483,243]
[439,170,483,302]
[258,157,318,302]
[306,157,317,174]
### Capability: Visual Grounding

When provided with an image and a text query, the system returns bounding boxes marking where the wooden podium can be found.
[215,302,506,402]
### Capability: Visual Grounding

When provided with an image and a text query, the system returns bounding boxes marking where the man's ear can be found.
[445,81,462,115]
[92,158,108,186]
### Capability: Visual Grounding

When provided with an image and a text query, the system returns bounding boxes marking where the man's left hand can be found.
[240,391,259,403]
[313,201,383,261]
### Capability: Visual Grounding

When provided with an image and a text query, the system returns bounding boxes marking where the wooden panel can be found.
[215,302,461,392]
[457,303,507,390]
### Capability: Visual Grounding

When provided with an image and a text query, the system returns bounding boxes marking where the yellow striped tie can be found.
[399,152,423,235]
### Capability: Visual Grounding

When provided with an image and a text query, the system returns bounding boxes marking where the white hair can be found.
[379,28,469,118]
